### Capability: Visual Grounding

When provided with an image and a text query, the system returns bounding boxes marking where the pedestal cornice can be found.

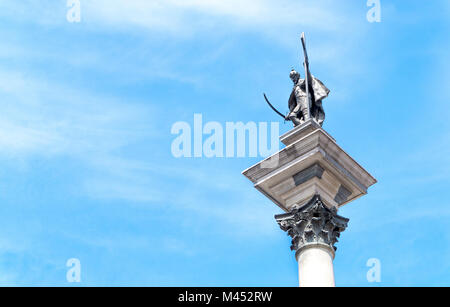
[242,121,377,211]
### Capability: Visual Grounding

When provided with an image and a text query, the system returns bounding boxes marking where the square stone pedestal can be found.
[242,119,376,212]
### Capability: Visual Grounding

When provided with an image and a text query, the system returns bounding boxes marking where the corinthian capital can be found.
[275,195,349,255]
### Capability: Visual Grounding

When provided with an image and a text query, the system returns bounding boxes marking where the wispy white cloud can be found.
[82,155,279,237]
[84,0,349,33]
[0,67,276,237]
[82,0,368,77]
[0,69,157,158]
[0,1,362,44]
[0,0,374,97]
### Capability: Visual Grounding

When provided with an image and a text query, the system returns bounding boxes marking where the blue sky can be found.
[0,0,449,286]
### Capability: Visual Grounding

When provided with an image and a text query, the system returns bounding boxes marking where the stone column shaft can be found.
[297,244,335,287]
[275,195,349,287]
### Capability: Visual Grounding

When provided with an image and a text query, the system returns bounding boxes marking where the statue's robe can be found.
[288,76,330,124]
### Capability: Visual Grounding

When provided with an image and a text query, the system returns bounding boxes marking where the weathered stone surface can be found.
[293,164,324,186]
[280,119,334,146]
[334,185,352,205]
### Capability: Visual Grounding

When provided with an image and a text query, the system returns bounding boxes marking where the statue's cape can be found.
[288,76,330,112]
[311,76,330,102]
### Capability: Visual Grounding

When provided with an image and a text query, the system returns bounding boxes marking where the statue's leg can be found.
[300,98,310,122]
[302,107,310,121]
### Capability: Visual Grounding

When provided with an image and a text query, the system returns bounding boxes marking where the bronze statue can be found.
[264,33,330,127]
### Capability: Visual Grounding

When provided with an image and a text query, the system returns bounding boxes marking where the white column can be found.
[275,195,348,288]
[296,244,335,287]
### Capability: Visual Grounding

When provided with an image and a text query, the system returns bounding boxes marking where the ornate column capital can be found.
[275,195,349,256]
